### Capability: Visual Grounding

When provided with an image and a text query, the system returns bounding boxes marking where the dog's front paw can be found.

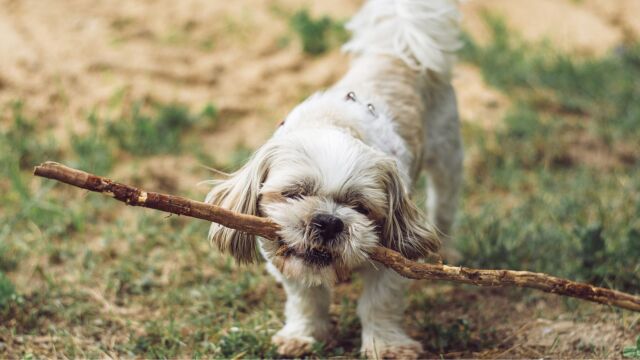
[361,339,423,360]
[272,334,316,357]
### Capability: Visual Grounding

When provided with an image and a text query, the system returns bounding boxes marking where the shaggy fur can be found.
[206,0,463,357]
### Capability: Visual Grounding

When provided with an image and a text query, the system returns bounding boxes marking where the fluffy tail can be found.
[342,0,462,77]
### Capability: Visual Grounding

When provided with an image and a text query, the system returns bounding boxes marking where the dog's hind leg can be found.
[423,82,463,262]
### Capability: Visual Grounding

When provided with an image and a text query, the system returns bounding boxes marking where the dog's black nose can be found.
[311,214,344,241]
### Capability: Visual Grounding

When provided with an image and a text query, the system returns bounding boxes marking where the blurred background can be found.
[1,0,639,358]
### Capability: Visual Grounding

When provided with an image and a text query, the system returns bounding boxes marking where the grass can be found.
[455,15,640,292]
[0,272,17,308]
[460,13,640,141]
[0,95,278,357]
[289,9,348,55]
[624,336,640,358]
[0,11,639,359]
[105,103,196,156]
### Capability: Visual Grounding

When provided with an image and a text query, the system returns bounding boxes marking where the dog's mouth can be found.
[298,247,334,267]
[276,243,335,267]
[272,241,351,282]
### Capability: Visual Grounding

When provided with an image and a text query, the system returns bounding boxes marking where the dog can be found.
[206,0,463,358]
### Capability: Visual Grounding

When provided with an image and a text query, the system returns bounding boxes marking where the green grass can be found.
[289,9,348,55]
[0,102,61,171]
[70,113,114,174]
[105,103,196,156]
[0,96,282,357]
[460,13,640,141]
[455,15,640,292]
[0,272,17,309]
[624,336,640,358]
[1,12,639,359]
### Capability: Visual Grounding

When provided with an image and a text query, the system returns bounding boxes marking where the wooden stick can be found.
[33,161,640,313]
[33,161,279,240]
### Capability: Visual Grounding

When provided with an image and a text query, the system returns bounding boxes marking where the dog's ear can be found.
[379,159,440,259]
[205,143,277,263]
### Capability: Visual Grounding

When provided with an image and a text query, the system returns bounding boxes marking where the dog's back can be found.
[337,0,462,174]
[338,0,464,240]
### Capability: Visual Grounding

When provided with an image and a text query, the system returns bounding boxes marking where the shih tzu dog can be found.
[205,0,463,358]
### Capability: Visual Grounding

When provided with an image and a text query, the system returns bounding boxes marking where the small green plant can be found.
[421,318,472,353]
[70,113,114,174]
[217,327,277,358]
[0,101,60,170]
[106,103,195,156]
[132,320,184,358]
[0,241,19,273]
[623,336,640,359]
[290,9,348,55]
[0,272,16,308]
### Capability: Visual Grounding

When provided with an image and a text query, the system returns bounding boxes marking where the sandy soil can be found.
[2,0,638,153]
[1,0,639,358]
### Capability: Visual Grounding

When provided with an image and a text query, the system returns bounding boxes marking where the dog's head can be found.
[206,94,439,285]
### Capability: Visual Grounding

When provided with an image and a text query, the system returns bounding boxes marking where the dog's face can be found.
[206,102,438,285]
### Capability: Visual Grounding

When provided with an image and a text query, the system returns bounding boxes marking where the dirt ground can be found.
[1,0,639,358]
[3,0,639,157]
[1,0,358,161]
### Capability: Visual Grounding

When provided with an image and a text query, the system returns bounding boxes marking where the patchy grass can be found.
[460,13,640,141]
[1,101,61,170]
[70,113,114,174]
[0,11,639,360]
[105,103,196,156]
[289,9,348,55]
[0,272,17,308]
[624,336,640,359]
[456,15,640,294]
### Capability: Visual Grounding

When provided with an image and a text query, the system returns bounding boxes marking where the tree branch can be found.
[34,161,640,313]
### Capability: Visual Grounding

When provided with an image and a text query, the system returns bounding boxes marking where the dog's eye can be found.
[282,189,304,200]
[353,203,370,216]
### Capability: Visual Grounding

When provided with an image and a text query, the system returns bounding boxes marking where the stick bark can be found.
[34,161,640,313]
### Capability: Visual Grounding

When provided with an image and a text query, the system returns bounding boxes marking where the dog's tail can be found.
[342,0,462,77]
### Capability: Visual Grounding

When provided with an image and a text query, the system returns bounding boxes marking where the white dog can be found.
[206,0,463,358]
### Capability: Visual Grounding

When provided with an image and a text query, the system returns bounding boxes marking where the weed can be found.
[217,326,277,358]
[200,102,219,124]
[420,318,472,353]
[0,105,93,243]
[0,273,16,308]
[132,320,185,358]
[70,113,114,174]
[290,9,348,55]
[0,101,61,170]
[624,336,640,358]
[0,241,18,273]
[106,103,195,156]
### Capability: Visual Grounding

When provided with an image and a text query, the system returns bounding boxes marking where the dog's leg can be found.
[358,265,422,359]
[423,83,463,262]
[267,263,332,357]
